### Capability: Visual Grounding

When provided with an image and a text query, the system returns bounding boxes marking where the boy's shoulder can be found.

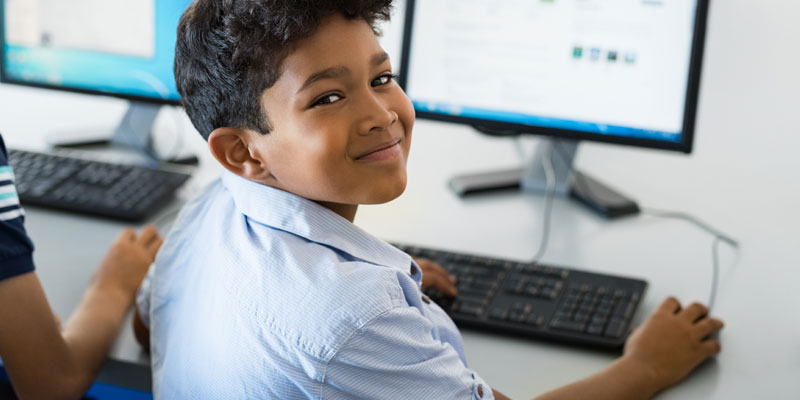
[151,176,420,362]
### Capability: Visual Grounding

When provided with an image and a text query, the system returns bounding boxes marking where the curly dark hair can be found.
[175,0,394,140]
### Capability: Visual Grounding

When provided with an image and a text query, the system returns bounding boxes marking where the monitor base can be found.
[48,102,198,166]
[448,139,640,219]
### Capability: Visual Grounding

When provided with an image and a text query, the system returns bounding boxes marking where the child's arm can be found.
[0,227,161,399]
[529,297,722,400]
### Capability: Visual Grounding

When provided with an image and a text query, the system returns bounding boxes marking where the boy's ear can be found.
[207,127,272,181]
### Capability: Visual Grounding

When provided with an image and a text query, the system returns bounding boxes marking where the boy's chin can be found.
[361,179,407,205]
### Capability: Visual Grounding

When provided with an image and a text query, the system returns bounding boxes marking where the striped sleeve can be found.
[322,307,495,400]
[135,262,155,329]
[0,136,35,280]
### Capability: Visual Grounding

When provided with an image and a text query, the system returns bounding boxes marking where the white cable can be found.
[641,208,740,248]
[550,142,737,311]
[531,142,557,264]
[709,236,721,312]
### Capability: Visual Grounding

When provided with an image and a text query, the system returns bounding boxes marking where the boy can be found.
[0,133,163,399]
[135,1,723,398]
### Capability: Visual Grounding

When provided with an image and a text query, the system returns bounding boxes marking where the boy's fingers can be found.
[118,228,136,243]
[415,258,457,296]
[694,317,724,340]
[425,268,457,296]
[146,237,164,258]
[680,302,709,322]
[52,312,62,329]
[416,258,451,281]
[434,274,457,296]
[656,297,682,314]
[432,265,456,285]
[421,258,449,275]
[700,339,722,358]
[136,225,160,246]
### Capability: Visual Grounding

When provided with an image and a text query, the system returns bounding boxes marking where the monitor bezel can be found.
[398,0,709,154]
[0,1,181,107]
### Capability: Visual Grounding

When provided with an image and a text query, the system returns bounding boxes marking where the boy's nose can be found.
[357,93,398,135]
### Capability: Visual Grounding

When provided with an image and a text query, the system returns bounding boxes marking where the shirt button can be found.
[477,385,484,398]
[422,295,431,304]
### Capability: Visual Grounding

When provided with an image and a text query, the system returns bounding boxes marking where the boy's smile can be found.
[246,14,415,221]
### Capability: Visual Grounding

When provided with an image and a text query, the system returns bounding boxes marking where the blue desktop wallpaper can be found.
[413,101,683,143]
[2,1,193,102]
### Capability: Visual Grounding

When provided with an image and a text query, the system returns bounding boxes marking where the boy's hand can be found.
[89,225,163,304]
[413,258,458,297]
[622,297,723,391]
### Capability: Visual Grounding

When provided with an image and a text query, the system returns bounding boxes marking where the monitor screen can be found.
[1,0,192,104]
[400,0,707,152]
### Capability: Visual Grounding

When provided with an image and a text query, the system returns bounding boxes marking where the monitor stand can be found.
[48,102,198,166]
[448,137,640,219]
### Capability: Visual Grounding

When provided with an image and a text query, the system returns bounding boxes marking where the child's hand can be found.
[622,297,723,392]
[413,258,458,297]
[89,225,163,304]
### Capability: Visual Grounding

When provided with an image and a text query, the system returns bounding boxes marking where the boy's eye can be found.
[371,73,397,87]
[312,93,342,107]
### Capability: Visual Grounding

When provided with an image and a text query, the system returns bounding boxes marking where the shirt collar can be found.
[221,171,414,274]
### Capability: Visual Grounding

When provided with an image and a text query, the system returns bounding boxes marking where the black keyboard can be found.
[8,149,191,222]
[395,244,648,348]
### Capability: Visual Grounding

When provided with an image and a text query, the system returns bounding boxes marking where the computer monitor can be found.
[399,0,709,216]
[0,0,193,162]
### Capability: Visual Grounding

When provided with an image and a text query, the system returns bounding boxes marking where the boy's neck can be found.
[314,201,358,222]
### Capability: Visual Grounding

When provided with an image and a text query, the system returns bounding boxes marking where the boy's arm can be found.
[0,227,161,399]
[535,298,721,400]
[492,297,722,400]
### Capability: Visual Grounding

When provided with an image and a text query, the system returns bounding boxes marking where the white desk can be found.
[2,0,800,397]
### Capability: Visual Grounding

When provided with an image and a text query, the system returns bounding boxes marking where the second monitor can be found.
[399,0,709,217]
[1,0,194,163]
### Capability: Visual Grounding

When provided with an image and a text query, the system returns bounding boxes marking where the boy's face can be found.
[255,14,414,211]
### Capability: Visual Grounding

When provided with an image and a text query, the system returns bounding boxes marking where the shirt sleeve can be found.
[0,135,35,281]
[322,307,495,400]
[135,262,156,328]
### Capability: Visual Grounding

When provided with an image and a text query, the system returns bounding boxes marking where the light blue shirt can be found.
[137,171,494,399]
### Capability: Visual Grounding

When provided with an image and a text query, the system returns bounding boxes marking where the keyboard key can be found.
[613,301,631,318]
[524,286,540,297]
[489,307,509,321]
[587,323,605,336]
[550,318,587,332]
[509,310,526,323]
[457,287,490,300]
[526,314,546,327]
[605,318,626,338]
[453,302,483,317]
